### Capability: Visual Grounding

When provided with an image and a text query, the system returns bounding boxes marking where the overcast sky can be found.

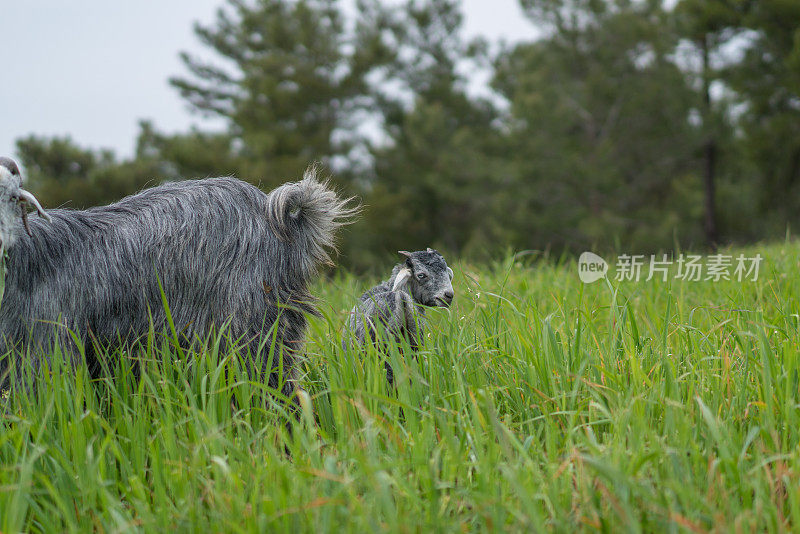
[2,1,535,160]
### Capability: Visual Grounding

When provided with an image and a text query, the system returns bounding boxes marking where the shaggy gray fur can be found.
[345,249,454,384]
[0,160,357,397]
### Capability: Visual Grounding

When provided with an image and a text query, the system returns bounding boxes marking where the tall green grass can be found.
[1,243,799,531]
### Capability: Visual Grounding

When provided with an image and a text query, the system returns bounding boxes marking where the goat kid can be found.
[346,248,454,384]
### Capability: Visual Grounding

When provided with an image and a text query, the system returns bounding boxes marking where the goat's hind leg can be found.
[235,327,302,418]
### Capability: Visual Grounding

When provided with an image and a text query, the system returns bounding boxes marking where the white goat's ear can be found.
[447,266,454,279]
[392,267,412,291]
[427,247,433,252]
[398,250,412,259]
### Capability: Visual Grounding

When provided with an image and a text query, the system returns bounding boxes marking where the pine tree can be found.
[359,0,502,256]
[496,0,701,252]
[170,0,374,184]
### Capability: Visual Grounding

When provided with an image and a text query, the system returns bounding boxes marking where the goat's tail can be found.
[266,165,360,272]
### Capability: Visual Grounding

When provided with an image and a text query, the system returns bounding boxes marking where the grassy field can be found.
[1,242,800,531]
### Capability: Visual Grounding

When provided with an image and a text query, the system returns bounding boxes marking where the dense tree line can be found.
[15,0,800,270]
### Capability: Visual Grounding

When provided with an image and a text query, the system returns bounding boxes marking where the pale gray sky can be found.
[1,1,534,160]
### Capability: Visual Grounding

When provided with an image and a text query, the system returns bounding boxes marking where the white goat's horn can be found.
[18,189,51,222]
[392,267,412,291]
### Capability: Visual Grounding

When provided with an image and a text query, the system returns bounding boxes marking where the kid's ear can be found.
[398,250,413,268]
[392,267,412,291]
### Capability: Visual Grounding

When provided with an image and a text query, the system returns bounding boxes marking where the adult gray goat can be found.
[345,249,454,384]
[0,157,356,401]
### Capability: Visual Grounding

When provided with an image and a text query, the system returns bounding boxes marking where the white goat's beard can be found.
[0,204,22,250]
